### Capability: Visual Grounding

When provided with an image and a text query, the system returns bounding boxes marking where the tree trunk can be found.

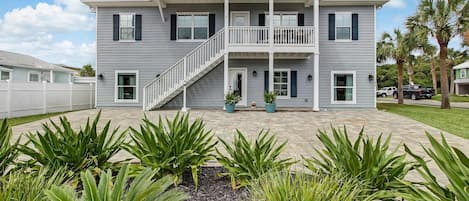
[397,61,404,104]
[450,66,455,94]
[431,59,438,95]
[439,44,451,109]
[407,65,414,85]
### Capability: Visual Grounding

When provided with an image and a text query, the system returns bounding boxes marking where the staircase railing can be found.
[143,28,225,110]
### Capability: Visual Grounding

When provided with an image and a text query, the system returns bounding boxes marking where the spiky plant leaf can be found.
[0,119,19,176]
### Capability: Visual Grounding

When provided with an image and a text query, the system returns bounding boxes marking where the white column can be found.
[50,70,54,83]
[269,52,274,92]
[181,57,189,112]
[268,0,274,92]
[313,0,320,111]
[223,0,229,109]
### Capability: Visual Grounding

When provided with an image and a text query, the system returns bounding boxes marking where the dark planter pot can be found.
[265,103,276,113]
[225,103,236,113]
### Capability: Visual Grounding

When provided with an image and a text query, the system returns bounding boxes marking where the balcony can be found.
[227,26,316,53]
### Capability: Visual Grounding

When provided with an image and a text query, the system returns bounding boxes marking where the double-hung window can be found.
[177,13,209,40]
[0,71,10,81]
[273,69,290,98]
[28,72,40,82]
[120,14,135,41]
[461,69,466,79]
[335,13,352,40]
[332,71,356,104]
[115,71,138,102]
[265,12,298,26]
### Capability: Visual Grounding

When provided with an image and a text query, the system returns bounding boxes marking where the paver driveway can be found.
[12,109,469,182]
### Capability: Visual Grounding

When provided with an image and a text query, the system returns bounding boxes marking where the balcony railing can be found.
[228,26,315,47]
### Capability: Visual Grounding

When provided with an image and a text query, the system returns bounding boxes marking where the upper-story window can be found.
[461,69,467,79]
[265,12,298,26]
[177,13,209,41]
[335,13,352,40]
[120,14,135,41]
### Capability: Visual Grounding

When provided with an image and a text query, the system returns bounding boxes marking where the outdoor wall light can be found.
[307,74,313,81]
[368,74,374,81]
[252,70,257,77]
[156,74,161,78]
[98,74,104,80]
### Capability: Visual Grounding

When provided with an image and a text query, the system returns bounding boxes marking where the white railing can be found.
[228,26,269,46]
[143,28,225,110]
[274,26,314,46]
[228,26,315,47]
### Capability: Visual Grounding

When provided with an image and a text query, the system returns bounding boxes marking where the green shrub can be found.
[264,91,277,104]
[0,167,70,201]
[0,119,19,176]
[46,165,187,201]
[304,127,415,198]
[225,92,241,105]
[19,111,127,173]
[399,133,469,201]
[249,171,370,201]
[216,129,295,188]
[123,113,217,186]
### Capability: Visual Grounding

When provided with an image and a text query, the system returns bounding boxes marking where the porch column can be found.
[268,0,274,92]
[181,57,189,112]
[223,0,229,109]
[313,0,320,111]
[50,70,54,83]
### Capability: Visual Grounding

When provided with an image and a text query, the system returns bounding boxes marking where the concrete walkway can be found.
[11,109,469,183]
[378,97,469,108]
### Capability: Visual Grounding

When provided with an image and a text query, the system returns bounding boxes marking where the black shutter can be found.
[328,14,335,40]
[135,15,142,41]
[297,13,304,26]
[209,14,216,37]
[291,71,297,97]
[259,14,265,26]
[264,71,269,92]
[170,14,177,40]
[352,14,359,40]
[113,14,120,41]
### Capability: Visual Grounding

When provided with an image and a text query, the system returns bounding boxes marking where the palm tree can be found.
[406,0,469,109]
[406,55,416,85]
[421,44,439,95]
[79,64,95,77]
[377,29,415,104]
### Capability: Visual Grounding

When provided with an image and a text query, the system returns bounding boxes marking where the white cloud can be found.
[385,0,406,8]
[0,0,95,67]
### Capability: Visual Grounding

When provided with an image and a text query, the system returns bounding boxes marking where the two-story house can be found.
[81,0,388,111]
[454,60,469,95]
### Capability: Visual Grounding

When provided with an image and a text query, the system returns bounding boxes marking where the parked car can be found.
[376,87,396,97]
[393,85,435,100]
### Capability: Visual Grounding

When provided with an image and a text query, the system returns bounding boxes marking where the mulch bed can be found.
[179,167,249,201]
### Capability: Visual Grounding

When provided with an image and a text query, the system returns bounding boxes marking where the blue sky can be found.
[0,0,462,67]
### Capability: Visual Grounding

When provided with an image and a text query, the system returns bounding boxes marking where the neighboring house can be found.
[0,50,75,83]
[454,61,469,95]
[57,64,82,76]
[81,0,387,111]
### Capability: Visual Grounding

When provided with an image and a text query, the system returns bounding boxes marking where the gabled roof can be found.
[454,61,469,70]
[0,50,74,73]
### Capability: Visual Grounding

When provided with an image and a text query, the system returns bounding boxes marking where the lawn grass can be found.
[2,112,68,127]
[377,103,469,139]
[431,94,469,102]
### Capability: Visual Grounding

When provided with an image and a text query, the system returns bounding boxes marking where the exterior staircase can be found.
[143,28,225,111]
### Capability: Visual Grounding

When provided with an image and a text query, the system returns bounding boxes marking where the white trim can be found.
[230,11,250,26]
[119,13,136,41]
[95,7,99,108]
[334,12,352,41]
[330,70,356,104]
[176,12,209,41]
[114,70,139,103]
[228,67,248,106]
[273,68,291,99]
[28,71,41,82]
[373,4,377,108]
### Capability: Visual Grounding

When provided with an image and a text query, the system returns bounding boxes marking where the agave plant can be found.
[123,112,217,187]
[46,165,187,201]
[399,133,469,201]
[304,127,415,198]
[19,111,127,173]
[0,167,70,201]
[216,129,295,189]
[249,171,370,201]
[0,119,19,176]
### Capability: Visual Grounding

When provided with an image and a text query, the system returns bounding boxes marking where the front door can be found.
[231,11,250,26]
[228,68,247,106]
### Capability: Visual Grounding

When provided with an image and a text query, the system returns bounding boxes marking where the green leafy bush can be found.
[225,92,241,105]
[0,167,70,201]
[249,171,370,201]
[264,91,277,104]
[123,113,217,186]
[304,127,415,198]
[19,111,127,173]
[46,165,187,201]
[399,133,469,201]
[216,129,295,188]
[0,119,19,176]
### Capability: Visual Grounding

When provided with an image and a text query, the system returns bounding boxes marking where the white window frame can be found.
[460,69,466,79]
[265,12,299,27]
[335,12,352,42]
[119,13,136,42]
[28,71,41,83]
[115,70,139,103]
[0,70,11,81]
[273,68,291,99]
[331,71,356,104]
[176,12,209,42]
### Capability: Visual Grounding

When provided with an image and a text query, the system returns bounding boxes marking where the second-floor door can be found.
[231,11,250,26]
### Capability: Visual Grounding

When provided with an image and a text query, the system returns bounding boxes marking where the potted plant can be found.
[264,91,277,113]
[225,92,241,113]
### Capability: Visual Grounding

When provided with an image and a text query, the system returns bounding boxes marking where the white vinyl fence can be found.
[0,81,95,118]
